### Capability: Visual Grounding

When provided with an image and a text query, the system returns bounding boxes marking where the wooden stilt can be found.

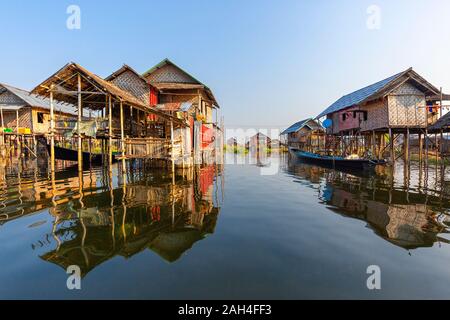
[108,96,113,168]
[440,129,444,166]
[50,84,55,173]
[418,132,423,164]
[120,100,126,172]
[404,128,410,165]
[0,103,4,156]
[435,133,438,164]
[425,128,429,166]
[77,74,83,171]
[170,120,175,184]
[371,130,375,158]
[389,128,395,164]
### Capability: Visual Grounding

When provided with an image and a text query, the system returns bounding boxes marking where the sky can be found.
[1,0,450,129]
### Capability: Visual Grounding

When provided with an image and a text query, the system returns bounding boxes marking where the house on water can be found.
[0,83,76,155]
[317,67,447,162]
[106,59,223,165]
[280,118,324,152]
[31,62,187,171]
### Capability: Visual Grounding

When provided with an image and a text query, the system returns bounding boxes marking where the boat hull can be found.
[46,145,115,165]
[290,148,386,170]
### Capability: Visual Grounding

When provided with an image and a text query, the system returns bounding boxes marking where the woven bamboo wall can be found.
[360,100,388,131]
[110,70,150,106]
[387,82,427,127]
[2,108,32,129]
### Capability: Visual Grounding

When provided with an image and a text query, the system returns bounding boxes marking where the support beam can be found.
[77,73,83,171]
[0,103,4,154]
[418,132,423,163]
[404,128,410,165]
[389,128,395,165]
[108,95,113,167]
[120,100,126,172]
[50,84,55,173]
[170,120,175,184]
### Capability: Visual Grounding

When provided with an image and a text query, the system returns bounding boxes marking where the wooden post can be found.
[77,74,83,171]
[435,133,439,164]
[108,96,113,167]
[440,129,444,166]
[389,128,395,164]
[0,103,4,154]
[371,130,375,158]
[170,120,175,184]
[418,132,423,164]
[120,100,126,172]
[404,128,410,166]
[50,85,55,173]
[425,128,429,166]
[16,109,21,157]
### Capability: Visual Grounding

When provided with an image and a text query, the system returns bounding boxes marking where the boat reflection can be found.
[286,157,450,250]
[0,158,223,276]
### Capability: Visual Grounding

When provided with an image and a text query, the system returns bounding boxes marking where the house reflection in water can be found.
[24,163,223,277]
[286,159,450,250]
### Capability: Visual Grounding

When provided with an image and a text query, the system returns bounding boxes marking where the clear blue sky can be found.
[1,0,450,128]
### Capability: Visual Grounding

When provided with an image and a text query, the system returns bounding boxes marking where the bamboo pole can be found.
[425,128,429,166]
[418,132,423,164]
[440,129,444,166]
[404,128,410,165]
[120,100,125,172]
[0,103,4,155]
[108,95,113,167]
[170,120,175,184]
[389,128,395,165]
[50,84,55,173]
[77,74,83,171]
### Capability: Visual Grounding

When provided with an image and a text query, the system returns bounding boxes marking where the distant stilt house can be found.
[0,83,76,155]
[246,132,271,151]
[227,137,238,147]
[280,118,324,152]
[317,67,448,162]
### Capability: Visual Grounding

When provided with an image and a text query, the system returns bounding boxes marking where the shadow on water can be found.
[283,153,450,250]
[0,157,224,277]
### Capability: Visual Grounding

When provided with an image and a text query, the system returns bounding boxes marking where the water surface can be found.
[0,154,450,299]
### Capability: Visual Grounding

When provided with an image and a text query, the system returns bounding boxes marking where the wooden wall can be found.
[387,82,427,128]
[1,107,32,130]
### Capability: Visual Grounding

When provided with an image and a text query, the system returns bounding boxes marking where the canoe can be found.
[46,145,116,165]
[290,148,386,170]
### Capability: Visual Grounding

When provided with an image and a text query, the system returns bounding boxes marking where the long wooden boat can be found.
[46,144,116,165]
[290,148,386,170]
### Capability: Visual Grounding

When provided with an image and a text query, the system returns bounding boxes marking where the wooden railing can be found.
[122,137,182,160]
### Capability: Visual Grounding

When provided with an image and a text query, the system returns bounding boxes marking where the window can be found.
[37,112,45,124]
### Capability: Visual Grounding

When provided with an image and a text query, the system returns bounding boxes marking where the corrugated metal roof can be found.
[281,118,313,135]
[317,70,406,119]
[429,112,450,131]
[0,83,77,115]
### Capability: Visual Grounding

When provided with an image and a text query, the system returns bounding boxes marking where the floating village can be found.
[1,62,450,290]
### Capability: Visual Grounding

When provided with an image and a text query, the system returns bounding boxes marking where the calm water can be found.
[1,153,450,299]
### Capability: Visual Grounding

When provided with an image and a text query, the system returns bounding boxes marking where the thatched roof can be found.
[31,62,184,124]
